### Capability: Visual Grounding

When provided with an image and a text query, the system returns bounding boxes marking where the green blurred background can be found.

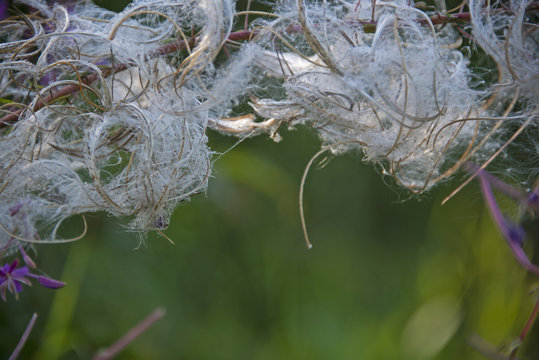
[1,1,538,359]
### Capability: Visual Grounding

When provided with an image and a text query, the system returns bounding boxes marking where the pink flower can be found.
[0,258,65,301]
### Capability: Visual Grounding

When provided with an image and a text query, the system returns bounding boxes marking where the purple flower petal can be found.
[505,221,526,246]
[9,202,24,217]
[0,260,33,301]
[0,264,9,276]
[19,245,37,269]
[7,259,19,273]
[37,276,66,289]
[0,256,66,300]
[528,189,539,211]
[11,280,24,294]
[12,266,31,279]
[0,0,8,21]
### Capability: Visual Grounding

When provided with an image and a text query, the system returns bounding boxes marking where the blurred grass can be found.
[2,127,537,359]
[1,0,538,359]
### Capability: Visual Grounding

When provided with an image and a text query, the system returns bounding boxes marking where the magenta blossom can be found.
[0,258,65,301]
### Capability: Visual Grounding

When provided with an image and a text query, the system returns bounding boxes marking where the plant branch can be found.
[9,313,38,360]
[510,295,539,359]
[0,29,254,127]
[93,307,165,360]
[1,2,536,128]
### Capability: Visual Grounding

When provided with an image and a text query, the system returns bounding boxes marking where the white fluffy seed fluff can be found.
[0,0,537,253]
[248,0,537,192]
[0,0,237,252]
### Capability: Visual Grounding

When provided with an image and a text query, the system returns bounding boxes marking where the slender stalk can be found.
[9,313,38,360]
[92,307,166,360]
[477,169,539,275]
[510,296,539,359]
[1,2,537,127]
[0,29,254,127]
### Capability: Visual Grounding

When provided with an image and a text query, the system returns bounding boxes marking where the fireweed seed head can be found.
[469,0,539,105]
[465,0,538,192]
[246,0,536,193]
[0,0,238,251]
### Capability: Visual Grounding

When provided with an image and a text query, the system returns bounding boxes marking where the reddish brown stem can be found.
[0,30,252,127]
[0,70,107,126]
[1,1,537,127]
[510,296,539,359]
[428,12,471,25]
